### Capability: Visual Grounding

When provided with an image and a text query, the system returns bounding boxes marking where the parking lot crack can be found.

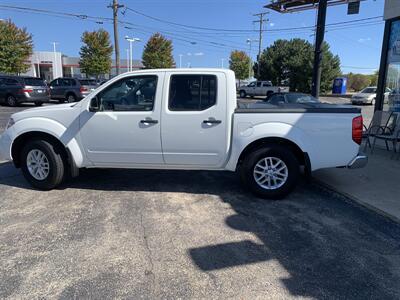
[140,211,156,292]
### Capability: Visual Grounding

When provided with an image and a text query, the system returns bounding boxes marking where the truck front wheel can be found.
[240,145,300,199]
[20,140,65,190]
[239,90,247,98]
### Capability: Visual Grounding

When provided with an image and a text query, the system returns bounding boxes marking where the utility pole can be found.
[108,0,124,75]
[311,0,327,98]
[179,54,183,68]
[253,12,268,79]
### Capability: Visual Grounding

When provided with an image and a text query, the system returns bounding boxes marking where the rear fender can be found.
[225,122,313,171]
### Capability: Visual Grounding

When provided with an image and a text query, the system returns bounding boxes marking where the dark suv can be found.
[0,75,50,106]
[49,78,98,103]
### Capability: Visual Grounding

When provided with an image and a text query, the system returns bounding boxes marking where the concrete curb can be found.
[314,178,400,224]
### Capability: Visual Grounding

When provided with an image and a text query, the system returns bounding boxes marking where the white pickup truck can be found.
[239,80,289,98]
[0,69,367,199]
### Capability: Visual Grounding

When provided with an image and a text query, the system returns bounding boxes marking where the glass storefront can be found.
[385,19,400,112]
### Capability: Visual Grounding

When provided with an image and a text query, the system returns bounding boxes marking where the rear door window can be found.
[5,79,19,86]
[169,75,217,111]
[23,78,46,86]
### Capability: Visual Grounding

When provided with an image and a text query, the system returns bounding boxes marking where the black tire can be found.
[240,145,300,199]
[20,140,65,190]
[34,101,43,106]
[66,93,76,103]
[239,90,247,98]
[267,91,274,97]
[6,95,17,107]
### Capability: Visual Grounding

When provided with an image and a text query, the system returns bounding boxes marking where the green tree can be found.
[79,29,113,78]
[142,33,175,69]
[346,73,372,91]
[0,20,33,74]
[255,38,341,93]
[229,50,251,85]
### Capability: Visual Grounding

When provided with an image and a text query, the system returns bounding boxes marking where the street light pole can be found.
[52,42,58,79]
[221,58,225,68]
[179,54,183,68]
[125,36,141,72]
[126,49,130,72]
[246,39,258,79]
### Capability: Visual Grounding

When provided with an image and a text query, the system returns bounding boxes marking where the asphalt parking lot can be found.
[1,102,400,299]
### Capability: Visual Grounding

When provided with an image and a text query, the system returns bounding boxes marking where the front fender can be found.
[11,117,84,167]
[225,122,313,171]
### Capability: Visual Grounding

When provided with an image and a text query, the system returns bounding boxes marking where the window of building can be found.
[169,75,217,111]
[98,75,157,111]
[385,19,400,112]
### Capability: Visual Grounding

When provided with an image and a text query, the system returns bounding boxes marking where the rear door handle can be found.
[203,119,222,124]
[140,119,158,124]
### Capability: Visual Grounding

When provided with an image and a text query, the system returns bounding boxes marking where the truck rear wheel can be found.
[240,145,300,199]
[20,140,65,190]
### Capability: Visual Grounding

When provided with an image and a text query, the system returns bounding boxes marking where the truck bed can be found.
[236,102,361,114]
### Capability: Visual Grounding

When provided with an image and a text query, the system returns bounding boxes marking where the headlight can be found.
[6,117,15,129]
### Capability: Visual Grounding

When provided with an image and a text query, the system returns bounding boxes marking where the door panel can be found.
[79,73,164,165]
[161,72,228,167]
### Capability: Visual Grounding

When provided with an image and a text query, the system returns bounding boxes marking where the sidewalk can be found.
[315,143,400,222]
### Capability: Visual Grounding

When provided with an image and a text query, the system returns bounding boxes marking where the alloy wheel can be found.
[253,157,288,190]
[26,149,50,180]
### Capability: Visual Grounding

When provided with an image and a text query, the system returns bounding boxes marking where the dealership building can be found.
[376,0,400,111]
[22,51,143,82]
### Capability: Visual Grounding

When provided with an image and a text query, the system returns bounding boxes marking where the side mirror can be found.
[89,96,100,112]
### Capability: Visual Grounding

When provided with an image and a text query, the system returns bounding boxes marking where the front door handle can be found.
[203,119,222,124]
[140,119,158,124]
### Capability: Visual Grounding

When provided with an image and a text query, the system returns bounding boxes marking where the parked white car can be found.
[0,69,367,199]
[351,86,391,105]
[239,81,289,98]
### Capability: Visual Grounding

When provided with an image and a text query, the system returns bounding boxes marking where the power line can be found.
[124,6,382,33]
[0,4,385,56]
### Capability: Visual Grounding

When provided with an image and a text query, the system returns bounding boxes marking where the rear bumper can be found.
[16,95,51,103]
[347,153,368,169]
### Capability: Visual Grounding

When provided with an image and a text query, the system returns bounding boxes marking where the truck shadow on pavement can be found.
[1,167,400,299]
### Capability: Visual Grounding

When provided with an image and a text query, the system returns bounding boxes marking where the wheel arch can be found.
[236,137,310,172]
[11,131,80,177]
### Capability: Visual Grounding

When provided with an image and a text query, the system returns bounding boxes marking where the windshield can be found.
[79,79,97,86]
[23,78,46,86]
[285,93,319,103]
[361,87,376,93]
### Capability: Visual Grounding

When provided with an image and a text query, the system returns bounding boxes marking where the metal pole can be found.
[179,54,183,68]
[375,19,391,112]
[126,49,129,72]
[52,42,57,79]
[311,0,327,98]
[221,58,224,68]
[129,40,133,72]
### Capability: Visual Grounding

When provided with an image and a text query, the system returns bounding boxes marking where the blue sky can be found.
[0,0,385,74]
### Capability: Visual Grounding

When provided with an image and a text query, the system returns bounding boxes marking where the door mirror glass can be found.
[89,96,100,112]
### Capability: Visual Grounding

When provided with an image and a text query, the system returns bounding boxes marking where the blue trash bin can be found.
[332,77,347,95]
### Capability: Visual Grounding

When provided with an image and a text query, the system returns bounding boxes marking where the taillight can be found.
[352,115,363,145]
[23,89,33,93]
[80,86,87,92]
